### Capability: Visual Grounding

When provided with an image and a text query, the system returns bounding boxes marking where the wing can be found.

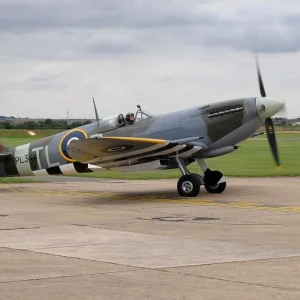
[67,136,204,168]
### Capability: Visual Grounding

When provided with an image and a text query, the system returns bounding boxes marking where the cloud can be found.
[193,1,300,53]
[1,0,300,55]
[27,63,66,81]
[0,0,209,32]
[0,0,300,119]
[86,31,138,53]
[0,62,69,93]
[0,0,300,57]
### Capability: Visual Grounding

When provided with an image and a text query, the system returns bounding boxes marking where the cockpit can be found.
[116,105,153,128]
[98,105,153,132]
[117,112,135,127]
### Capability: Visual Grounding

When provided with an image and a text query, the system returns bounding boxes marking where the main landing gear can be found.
[175,158,227,197]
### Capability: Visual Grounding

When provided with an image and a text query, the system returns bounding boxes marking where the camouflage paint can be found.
[0,97,260,177]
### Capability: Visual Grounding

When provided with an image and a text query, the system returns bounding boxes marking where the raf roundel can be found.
[59,129,88,162]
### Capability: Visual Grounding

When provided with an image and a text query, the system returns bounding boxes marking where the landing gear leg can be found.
[196,159,227,194]
[176,158,203,197]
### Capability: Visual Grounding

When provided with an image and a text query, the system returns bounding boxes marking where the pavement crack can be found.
[156,268,300,292]
[0,247,141,270]
[0,270,128,284]
[0,227,40,231]
[157,256,300,269]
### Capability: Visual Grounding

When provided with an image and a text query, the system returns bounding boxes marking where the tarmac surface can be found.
[0,176,300,299]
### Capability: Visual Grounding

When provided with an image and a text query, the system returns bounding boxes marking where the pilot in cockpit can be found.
[118,114,125,126]
[125,112,135,125]
[117,112,135,127]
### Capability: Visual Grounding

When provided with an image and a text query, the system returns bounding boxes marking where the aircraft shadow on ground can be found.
[78,186,243,206]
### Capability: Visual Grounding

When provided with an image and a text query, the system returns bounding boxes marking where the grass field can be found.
[1,129,299,179]
[0,129,61,146]
[0,178,43,184]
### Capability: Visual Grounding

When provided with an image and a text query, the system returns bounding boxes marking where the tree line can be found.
[0,119,92,130]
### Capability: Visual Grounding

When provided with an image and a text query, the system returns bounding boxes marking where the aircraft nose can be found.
[256,97,285,120]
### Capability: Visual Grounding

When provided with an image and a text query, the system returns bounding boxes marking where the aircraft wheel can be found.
[204,170,226,194]
[177,174,201,197]
[205,182,226,194]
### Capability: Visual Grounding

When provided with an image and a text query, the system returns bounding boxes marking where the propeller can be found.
[255,56,282,168]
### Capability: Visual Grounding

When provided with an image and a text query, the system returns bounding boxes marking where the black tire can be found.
[204,170,223,186]
[203,170,226,194]
[177,174,201,197]
[205,182,226,194]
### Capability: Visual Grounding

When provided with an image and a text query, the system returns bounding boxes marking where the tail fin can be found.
[0,142,10,153]
[0,142,12,160]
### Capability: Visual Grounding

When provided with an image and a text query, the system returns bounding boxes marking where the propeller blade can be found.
[255,55,282,168]
[255,56,266,97]
[265,117,281,167]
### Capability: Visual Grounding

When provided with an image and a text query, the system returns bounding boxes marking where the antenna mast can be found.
[93,97,100,132]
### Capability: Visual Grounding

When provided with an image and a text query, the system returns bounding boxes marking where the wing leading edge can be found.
[67,136,204,168]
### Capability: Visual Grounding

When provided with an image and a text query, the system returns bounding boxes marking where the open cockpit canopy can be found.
[98,105,153,132]
[134,106,153,124]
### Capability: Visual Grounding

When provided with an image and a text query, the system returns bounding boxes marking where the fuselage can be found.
[0,97,264,177]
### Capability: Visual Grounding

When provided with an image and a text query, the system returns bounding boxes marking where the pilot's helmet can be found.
[126,113,134,122]
[129,113,135,121]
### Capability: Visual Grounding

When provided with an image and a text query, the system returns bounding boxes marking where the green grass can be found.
[0,129,61,138]
[1,129,300,178]
[0,178,43,184]
[1,129,62,147]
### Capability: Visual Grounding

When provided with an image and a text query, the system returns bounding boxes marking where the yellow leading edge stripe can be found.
[101,136,167,144]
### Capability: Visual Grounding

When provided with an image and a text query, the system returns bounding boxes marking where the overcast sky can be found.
[1,0,300,119]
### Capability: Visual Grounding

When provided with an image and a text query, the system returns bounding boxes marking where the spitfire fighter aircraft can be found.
[0,61,285,197]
